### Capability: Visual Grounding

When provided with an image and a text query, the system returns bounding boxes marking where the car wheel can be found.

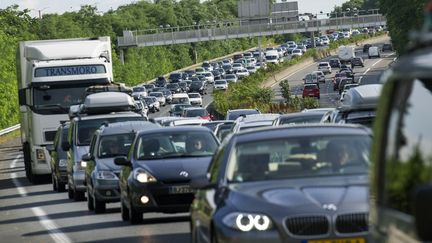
[121,198,130,221]
[57,181,66,192]
[52,173,57,192]
[211,227,219,243]
[93,196,106,214]
[68,184,74,199]
[129,204,143,224]
[73,188,85,201]
[87,189,94,211]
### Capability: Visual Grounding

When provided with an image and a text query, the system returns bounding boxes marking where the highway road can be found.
[0,43,395,243]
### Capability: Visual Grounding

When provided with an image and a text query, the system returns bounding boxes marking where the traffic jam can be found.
[3,12,432,242]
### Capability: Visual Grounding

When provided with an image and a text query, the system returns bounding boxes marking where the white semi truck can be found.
[17,37,113,183]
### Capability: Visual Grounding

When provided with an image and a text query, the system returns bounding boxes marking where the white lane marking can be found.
[32,207,72,243]
[363,68,371,75]
[10,155,72,243]
[270,62,316,88]
[10,155,28,196]
[372,59,382,67]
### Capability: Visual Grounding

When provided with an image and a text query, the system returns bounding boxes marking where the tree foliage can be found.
[0,0,263,129]
[379,0,428,53]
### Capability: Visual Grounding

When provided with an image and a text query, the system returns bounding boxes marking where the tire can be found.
[73,188,85,201]
[52,173,57,192]
[93,196,106,214]
[87,190,94,211]
[129,204,143,224]
[121,199,130,221]
[68,184,74,199]
[57,181,66,192]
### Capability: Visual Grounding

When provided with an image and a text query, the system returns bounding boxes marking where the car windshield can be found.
[150,92,162,97]
[188,93,200,98]
[191,82,202,87]
[226,75,236,79]
[279,115,323,125]
[98,133,134,158]
[77,117,143,146]
[227,135,371,183]
[135,131,218,159]
[186,109,208,117]
[133,87,145,92]
[167,84,179,88]
[215,81,227,85]
[173,104,191,112]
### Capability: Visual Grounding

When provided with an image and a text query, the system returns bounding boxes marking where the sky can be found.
[0,0,348,18]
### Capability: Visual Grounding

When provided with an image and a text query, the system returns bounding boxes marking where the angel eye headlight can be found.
[222,212,272,232]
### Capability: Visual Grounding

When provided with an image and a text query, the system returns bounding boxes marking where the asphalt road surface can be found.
[0,44,395,243]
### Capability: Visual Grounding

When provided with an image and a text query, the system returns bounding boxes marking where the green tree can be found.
[379,0,427,53]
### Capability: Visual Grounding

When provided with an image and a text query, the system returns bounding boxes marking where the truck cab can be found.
[17,37,113,183]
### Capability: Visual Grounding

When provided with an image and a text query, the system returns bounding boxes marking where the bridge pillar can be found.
[120,49,125,65]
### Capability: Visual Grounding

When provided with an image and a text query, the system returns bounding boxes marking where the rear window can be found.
[186,109,208,117]
[319,63,329,67]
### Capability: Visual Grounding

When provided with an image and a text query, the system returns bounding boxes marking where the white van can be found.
[171,93,190,105]
[265,50,280,64]
[368,46,380,58]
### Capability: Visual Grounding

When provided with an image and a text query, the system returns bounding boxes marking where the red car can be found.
[182,107,214,121]
[302,84,320,99]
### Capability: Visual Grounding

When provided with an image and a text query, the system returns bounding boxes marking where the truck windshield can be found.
[32,79,108,115]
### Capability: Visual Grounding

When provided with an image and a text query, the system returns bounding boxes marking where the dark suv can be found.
[370,38,432,242]
[189,81,207,95]
[47,122,69,192]
[351,57,365,68]
[155,76,167,87]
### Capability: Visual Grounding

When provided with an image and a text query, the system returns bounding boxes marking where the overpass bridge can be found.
[117,14,386,48]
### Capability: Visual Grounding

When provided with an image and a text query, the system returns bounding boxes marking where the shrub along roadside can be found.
[213,32,387,115]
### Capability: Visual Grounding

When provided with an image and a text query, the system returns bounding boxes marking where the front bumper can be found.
[128,180,194,213]
[94,181,120,202]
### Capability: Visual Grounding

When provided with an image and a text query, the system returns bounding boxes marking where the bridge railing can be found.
[118,14,386,47]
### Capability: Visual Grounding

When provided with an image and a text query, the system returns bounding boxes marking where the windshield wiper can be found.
[34,104,69,113]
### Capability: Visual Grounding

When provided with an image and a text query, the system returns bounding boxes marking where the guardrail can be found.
[118,14,386,47]
[0,124,20,136]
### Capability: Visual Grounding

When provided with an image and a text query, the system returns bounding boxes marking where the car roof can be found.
[98,121,158,135]
[339,84,382,109]
[234,124,371,143]
[136,126,212,136]
[75,112,142,121]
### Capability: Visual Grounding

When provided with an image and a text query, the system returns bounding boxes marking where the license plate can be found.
[307,237,365,243]
[168,186,195,194]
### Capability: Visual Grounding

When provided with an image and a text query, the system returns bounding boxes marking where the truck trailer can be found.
[17,37,113,183]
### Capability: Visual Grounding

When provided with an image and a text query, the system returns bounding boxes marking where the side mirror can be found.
[413,184,432,241]
[190,174,216,190]
[19,105,27,113]
[114,156,132,166]
[81,153,93,162]
[46,144,55,152]
[61,141,70,151]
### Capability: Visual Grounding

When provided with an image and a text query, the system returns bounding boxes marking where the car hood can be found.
[96,158,122,172]
[134,156,212,182]
[227,175,368,213]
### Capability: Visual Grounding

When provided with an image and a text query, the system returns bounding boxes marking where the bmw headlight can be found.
[96,171,117,180]
[133,168,157,183]
[222,212,272,232]
[59,159,67,167]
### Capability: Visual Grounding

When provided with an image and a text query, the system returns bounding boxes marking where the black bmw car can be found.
[190,124,371,243]
[115,126,219,224]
